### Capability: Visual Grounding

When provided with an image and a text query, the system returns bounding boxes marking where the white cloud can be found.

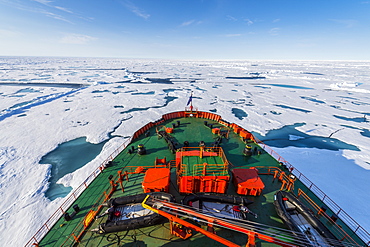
[0,29,21,37]
[121,0,150,19]
[54,6,74,14]
[224,33,242,37]
[329,19,358,28]
[32,0,53,4]
[181,20,195,27]
[244,19,253,26]
[60,33,97,44]
[44,11,74,24]
[273,18,280,23]
[179,20,203,27]
[226,15,237,21]
[269,27,280,36]
[32,0,73,14]
[2,0,86,24]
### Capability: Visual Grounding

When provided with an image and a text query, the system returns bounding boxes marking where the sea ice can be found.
[0,58,369,246]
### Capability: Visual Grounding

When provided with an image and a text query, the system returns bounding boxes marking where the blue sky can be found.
[0,0,369,60]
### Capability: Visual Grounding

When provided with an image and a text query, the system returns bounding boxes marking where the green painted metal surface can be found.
[36,115,366,247]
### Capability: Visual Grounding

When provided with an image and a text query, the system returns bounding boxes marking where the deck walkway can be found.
[36,116,367,246]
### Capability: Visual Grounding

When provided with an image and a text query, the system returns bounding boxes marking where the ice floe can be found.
[0,57,369,245]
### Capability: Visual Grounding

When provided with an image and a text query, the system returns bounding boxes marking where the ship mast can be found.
[187,91,194,112]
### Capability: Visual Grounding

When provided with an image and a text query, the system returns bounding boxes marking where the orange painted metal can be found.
[234,127,242,134]
[142,168,171,193]
[232,168,265,196]
[25,110,370,246]
[134,166,145,174]
[179,150,218,157]
[170,222,193,239]
[83,210,96,227]
[239,130,252,140]
[155,157,167,167]
[212,128,220,134]
[246,232,256,247]
[150,199,298,247]
[142,196,240,247]
[143,197,297,247]
[178,175,229,194]
[176,147,230,194]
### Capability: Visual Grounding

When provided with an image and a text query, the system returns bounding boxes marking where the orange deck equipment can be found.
[212,128,220,134]
[232,167,265,196]
[176,147,230,194]
[142,168,171,193]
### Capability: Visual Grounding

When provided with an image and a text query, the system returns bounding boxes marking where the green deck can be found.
[36,115,367,247]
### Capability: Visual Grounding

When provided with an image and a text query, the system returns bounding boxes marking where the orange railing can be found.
[24,136,133,247]
[297,189,362,246]
[179,162,229,177]
[256,166,296,191]
[25,110,370,247]
[59,190,109,246]
[239,126,370,246]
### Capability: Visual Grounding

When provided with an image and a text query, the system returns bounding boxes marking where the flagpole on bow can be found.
[187,91,193,112]
[190,91,193,111]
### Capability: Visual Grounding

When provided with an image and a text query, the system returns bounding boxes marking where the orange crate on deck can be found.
[212,128,220,134]
[165,127,173,133]
[179,176,229,194]
[142,168,170,193]
[239,130,252,140]
[232,168,265,196]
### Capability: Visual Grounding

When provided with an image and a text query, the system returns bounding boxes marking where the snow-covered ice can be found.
[0,57,369,246]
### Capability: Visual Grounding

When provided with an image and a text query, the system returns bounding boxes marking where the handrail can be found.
[297,189,361,246]
[142,197,298,247]
[25,110,370,247]
[253,135,370,246]
[211,110,370,246]
[59,192,107,247]
[24,136,133,247]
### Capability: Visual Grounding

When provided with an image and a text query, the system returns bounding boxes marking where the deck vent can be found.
[73,204,80,213]
[64,213,71,221]
[330,214,338,222]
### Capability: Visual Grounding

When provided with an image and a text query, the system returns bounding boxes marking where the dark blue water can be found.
[39,89,177,200]
[15,88,41,93]
[360,129,370,138]
[0,82,85,88]
[131,91,155,95]
[301,72,324,76]
[252,123,360,151]
[255,84,314,89]
[341,125,370,139]
[270,111,282,115]
[254,85,271,89]
[334,115,368,123]
[0,89,82,121]
[275,104,311,113]
[232,108,248,120]
[300,96,325,104]
[226,76,266,80]
[145,78,173,84]
[92,89,110,93]
[40,137,107,200]
[119,95,178,115]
